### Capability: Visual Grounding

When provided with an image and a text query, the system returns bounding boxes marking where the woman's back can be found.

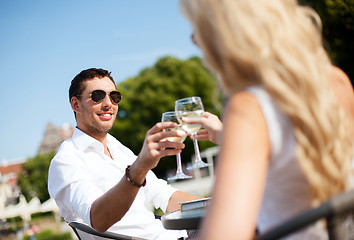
[248,86,328,239]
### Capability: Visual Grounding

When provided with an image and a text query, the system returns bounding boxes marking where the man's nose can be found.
[101,94,112,106]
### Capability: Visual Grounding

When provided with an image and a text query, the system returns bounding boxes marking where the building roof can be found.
[0,159,25,186]
[38,122,73,155]
[0,160,24,175]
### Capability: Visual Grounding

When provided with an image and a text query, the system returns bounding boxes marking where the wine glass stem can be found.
[192,134,202,162]
[176,153,183,173]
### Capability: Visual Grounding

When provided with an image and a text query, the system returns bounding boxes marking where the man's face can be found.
[73,77,118,138]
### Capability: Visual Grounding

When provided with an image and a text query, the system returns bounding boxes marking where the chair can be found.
[68,221,148,240]
[255,190,354,240]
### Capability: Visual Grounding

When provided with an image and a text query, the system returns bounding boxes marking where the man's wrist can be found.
[125,165,146,188]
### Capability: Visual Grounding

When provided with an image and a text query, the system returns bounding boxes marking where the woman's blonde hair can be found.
[180,0,353,204]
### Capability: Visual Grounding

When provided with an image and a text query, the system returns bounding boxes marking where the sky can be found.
[0,0,201,163]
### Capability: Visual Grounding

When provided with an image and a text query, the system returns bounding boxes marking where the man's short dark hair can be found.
[69,68,116,102]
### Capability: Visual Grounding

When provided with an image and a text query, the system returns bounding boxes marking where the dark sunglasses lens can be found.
[110,91,122,104]
[91,90,106,103]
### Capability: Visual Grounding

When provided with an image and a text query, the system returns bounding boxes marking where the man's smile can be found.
[97,112,114,120]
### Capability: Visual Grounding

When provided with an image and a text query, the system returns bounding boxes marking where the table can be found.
[162,208,206,230]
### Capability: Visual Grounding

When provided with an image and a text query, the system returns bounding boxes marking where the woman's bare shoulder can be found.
[330,66,353,87]
[226,91,261,115]
[328,65,354,118]
[224,91,268,136]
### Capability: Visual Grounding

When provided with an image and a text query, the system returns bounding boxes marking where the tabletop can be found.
[162,208,206,230]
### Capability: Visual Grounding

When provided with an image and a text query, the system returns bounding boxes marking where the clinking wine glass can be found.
[161,111,193,181]
[175,96,213,169]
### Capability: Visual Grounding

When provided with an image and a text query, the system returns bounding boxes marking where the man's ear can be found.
[70,97,80,114]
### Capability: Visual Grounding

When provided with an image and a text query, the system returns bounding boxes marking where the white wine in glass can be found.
[175,97,213,169]
[161,111,192,181]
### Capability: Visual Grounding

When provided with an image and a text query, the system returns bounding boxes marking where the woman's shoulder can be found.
[225,91,268,133]
[328,65,354,119]
[227,90,263,116]
[330,66,351,85]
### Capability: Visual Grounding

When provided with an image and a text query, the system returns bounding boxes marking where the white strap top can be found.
[247,86,328,239]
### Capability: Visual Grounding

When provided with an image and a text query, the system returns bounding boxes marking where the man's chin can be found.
[99,125,113,133]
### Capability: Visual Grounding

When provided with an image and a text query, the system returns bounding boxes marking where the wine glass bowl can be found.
[161,111,192,181]
[177,110,204,135]
[162,112,187,143]
[175,97,213,169]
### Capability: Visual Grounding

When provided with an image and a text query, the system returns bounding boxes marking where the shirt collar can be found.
[72,127,109,152]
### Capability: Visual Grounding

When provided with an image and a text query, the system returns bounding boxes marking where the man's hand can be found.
[136,122,186,170]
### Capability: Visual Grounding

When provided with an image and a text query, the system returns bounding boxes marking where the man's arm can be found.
[90,163,148,232]
[166,191,202,213]
[90,122,187,232]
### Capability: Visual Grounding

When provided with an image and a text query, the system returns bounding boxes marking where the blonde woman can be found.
[179,0,354,239]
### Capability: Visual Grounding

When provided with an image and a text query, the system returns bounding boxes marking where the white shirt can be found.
[48,128,187,240]
[247,86,328,239]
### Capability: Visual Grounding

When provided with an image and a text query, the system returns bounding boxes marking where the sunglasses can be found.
[78,90,122,104]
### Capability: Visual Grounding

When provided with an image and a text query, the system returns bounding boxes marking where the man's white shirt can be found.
[48,127,187,239]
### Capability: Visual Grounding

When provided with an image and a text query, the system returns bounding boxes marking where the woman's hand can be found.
[182,111,223,145]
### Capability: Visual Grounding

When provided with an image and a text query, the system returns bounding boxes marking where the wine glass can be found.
[175,97,213,169]
[161,111,193,181]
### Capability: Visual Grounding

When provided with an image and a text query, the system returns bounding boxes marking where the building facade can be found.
[1,122,73,219]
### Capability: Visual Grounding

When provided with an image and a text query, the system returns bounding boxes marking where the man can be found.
[48,68,199,240]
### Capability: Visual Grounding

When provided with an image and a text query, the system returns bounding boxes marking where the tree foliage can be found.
[300,0,354,85]
[110,56,223,178]
[17,152,55,203]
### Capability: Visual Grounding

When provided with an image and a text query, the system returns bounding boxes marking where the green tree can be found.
[17,152,55,203]
[110,56,223,178]
[300,0,354,85]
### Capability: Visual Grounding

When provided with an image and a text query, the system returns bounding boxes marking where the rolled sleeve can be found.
[143,170,177,213]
